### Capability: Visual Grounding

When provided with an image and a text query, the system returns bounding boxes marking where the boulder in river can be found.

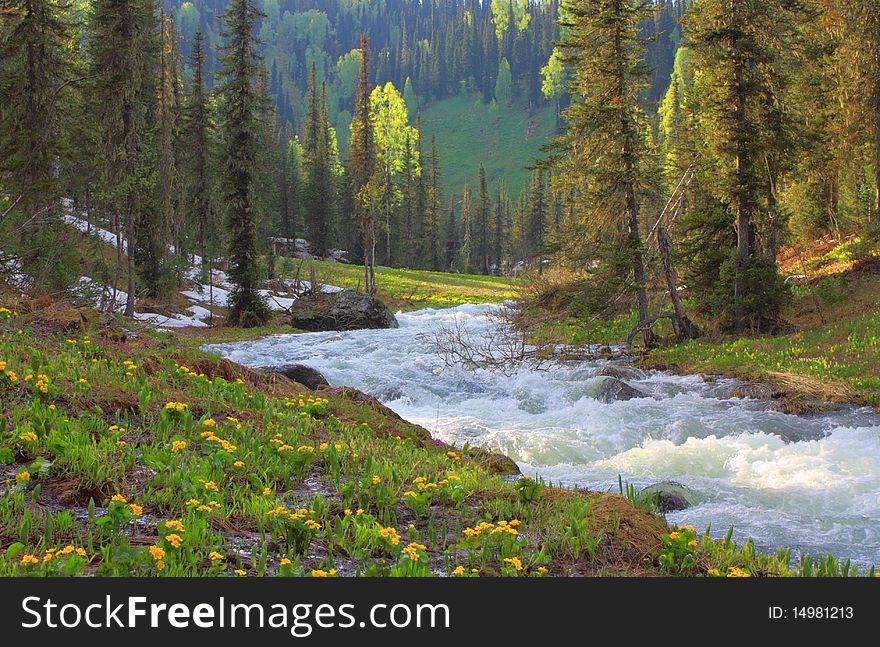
[290,288,399,332]
[264,364,329,390]
[594,376,650,403]
[639,481,698,513]
[596,365,646,381]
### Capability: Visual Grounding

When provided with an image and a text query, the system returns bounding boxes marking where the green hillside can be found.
[420,94,559,199]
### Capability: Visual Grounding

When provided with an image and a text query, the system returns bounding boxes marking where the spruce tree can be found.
[89,0,160,317]
[303,69,336,259]
[528,169,546,270]
[0,0,76,292]
[684,0,800,330]
[217,0,270,326]
[551,0,655,347]
[474,162,491,274]
[421,135,444,271]
[156,7,182,293]
[492,179,509,272]
[348,34,379,293]
[180,31,213,264]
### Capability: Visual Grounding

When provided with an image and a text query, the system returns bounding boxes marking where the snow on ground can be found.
[61,202,344,330]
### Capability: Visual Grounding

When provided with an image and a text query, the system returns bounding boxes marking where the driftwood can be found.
[427,306,630,376]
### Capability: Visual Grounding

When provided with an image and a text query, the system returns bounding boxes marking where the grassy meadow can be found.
[277,257,521,311]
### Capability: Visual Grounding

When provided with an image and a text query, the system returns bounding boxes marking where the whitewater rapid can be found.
[205,303,880,566]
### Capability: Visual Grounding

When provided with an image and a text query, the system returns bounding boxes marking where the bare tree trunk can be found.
[659,226,699,342]
[874,76,880,218]
[123,195,136,317]
[732,45,751,333]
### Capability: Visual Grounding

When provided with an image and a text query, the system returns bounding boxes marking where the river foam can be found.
[205,303,880,566]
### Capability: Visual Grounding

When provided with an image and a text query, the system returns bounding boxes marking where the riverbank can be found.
[516,237,880,411]
[2,299,876,577]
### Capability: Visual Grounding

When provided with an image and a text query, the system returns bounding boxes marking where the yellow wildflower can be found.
[503,557,523,572]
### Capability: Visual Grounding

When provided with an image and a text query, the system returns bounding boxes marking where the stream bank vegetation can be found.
[1,301,876,578]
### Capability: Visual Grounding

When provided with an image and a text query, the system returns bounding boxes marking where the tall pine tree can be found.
[217,0,270,326]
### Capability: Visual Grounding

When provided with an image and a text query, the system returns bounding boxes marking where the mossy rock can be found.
[465,447,521,476]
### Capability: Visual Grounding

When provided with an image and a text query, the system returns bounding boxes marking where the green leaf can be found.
[6,542,25,559]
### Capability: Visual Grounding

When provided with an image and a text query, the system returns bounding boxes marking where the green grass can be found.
[646,310,880,408]
[277,257,520,311]
[421,94,559,199]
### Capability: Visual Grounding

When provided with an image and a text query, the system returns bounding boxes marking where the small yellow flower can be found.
[209,552,224,561]
[262,487,271,496]
[15,471,30,483]
[129,504,143,517]
[279,558,292,567]
[149,546,165,561]
[204,481,219,492]
[371,475,380,485]
[165,534,183,549]
[452,565,465,576]
[232,460,245,468]
[310,569,328,577]
[668,532,680,540]
[727,566,751,578]
[20,554,39,565]
[503,556,523,572]
[171,440,187,453]
[164,520,185,533]
[235,569,247,576]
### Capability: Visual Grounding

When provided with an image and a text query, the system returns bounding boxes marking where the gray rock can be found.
[265,364,329,390]
[727,383,778,400]
[594,376,650,403]
[640,481,698,513]
[290,288,399,331]
[596,365,646,381]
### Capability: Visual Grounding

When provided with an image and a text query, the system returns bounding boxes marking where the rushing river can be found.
[205,303,880,566]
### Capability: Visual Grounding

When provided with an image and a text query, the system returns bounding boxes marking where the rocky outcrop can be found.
[264,364,329,390]
[594,377,650,403]
[639,481,698,513]
[290,289,398,332]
